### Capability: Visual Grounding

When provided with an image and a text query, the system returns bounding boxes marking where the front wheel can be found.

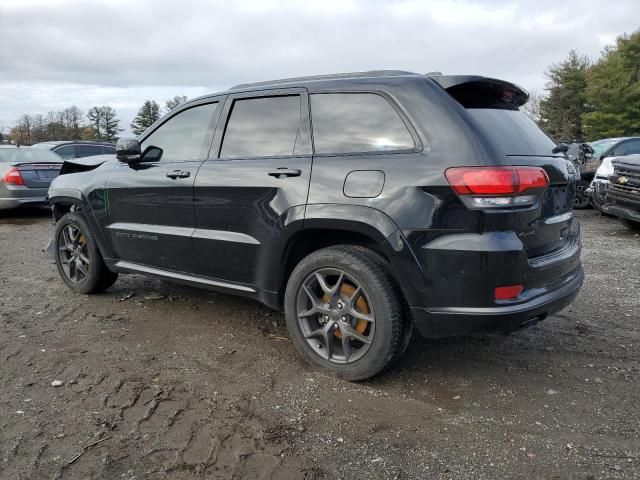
[54,212,118,293]
[573,180,592,209]
[284,245,405,381]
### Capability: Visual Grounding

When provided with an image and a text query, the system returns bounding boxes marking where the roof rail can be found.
[230,70,420,90]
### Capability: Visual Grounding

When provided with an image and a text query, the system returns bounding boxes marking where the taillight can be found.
[445,166,549,209]
[2,167,25,186]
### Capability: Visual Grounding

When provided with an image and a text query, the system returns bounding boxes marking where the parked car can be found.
[606,154,640,230]
[32,140,115,160]
[0,146,63,210]
[48,70,583,380]
[564,142,595,209]
[587,156,616,214]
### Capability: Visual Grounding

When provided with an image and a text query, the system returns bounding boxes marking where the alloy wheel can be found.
[296,268,375,364]
[58,224,90,283]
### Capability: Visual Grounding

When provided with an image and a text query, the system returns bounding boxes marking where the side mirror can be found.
[116,138,142,164]
[552,143,569,155]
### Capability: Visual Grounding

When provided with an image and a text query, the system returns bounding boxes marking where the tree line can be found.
[536,30,640,142]
[6,95,188,146]
[6,29,639,147]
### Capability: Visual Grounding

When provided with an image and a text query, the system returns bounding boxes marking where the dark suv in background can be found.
[48,71,583,380]
[32,140,115,160]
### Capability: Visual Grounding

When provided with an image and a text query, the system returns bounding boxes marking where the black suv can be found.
[32,140,116,160]
[48,71,583,380]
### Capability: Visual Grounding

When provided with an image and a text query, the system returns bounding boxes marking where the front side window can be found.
[220,95,302,159]
[310,93,415,154]
[142,102,219,162]
[54,145,75,159]
[615,140,640,156]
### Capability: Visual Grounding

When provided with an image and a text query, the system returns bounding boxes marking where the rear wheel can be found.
[619,217,640,231]
[54,212,118,293]
[284,245,404,381]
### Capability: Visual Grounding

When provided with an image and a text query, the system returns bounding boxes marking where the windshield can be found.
[466,109,558,156]
[589,139,618,157]
[0,148,63,163]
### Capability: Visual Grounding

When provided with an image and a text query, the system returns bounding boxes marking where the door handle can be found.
[166,170,191,179]
[268,168,302,178]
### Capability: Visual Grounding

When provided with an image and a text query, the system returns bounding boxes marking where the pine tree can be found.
[582,31,640,140]
[539,50,590,141]
[130,100,161,136]
[100,106,122,141]
[165,95,188,113]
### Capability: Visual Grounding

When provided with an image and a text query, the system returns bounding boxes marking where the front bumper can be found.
[608,204,640,223]
[411,264,584,338]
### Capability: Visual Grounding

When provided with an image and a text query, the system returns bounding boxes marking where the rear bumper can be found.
[0,195,48,210]
[411,264,583,338]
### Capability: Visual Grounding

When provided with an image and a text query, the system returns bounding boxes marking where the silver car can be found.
[0,146,63,210]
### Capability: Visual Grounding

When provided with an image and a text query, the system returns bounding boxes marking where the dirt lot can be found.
[0,208,638,480]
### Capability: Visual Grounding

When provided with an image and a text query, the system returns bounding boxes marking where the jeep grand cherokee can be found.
[48,70,583,380]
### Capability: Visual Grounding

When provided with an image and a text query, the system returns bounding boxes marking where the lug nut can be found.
[333,323,339,329]
[341,316,347,322]
[337,302,343,309]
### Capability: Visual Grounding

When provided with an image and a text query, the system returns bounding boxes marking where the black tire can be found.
[619,217,640,231]
[54,212,118,294]
[573,180,592,209]
[284,245,404,381]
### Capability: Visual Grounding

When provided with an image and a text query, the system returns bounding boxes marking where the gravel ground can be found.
[0,208,638,480]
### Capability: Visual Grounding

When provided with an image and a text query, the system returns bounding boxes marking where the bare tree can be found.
[165,95,188,113]
[64,106,84,139]
[87,107,104,140]
[521,90,543,123]
[32,114,47,143]
[11,114,34,145]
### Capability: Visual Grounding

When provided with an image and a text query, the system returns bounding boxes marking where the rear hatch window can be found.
[466,109,557,157]
[436,77,558,157]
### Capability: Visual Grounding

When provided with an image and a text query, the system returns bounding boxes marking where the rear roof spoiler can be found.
[427,74,529,107]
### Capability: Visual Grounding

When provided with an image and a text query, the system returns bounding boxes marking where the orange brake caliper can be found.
[322,283,369,338]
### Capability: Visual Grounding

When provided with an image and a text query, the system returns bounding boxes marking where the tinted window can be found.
[466,109,557,156]
[310,93,414,154]
[220,96,301,158]
[613,140,640,156]
[54,144,75,159]
[76,145,103,158]
[102,145,116,154]
[142,102,219,162]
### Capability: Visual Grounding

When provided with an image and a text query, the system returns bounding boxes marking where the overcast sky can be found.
[1,0,638,136]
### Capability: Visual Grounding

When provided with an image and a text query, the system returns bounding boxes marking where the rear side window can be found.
[54,145,75,159]
[76,145,103,158]
[310,93,414,154]
[142,102,219,162]
[102,145,116,154]
[220,96,302,158]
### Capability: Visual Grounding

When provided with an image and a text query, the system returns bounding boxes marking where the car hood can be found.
[59,154,114,175]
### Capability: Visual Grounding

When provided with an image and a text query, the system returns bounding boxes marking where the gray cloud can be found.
[1,0,638,132]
